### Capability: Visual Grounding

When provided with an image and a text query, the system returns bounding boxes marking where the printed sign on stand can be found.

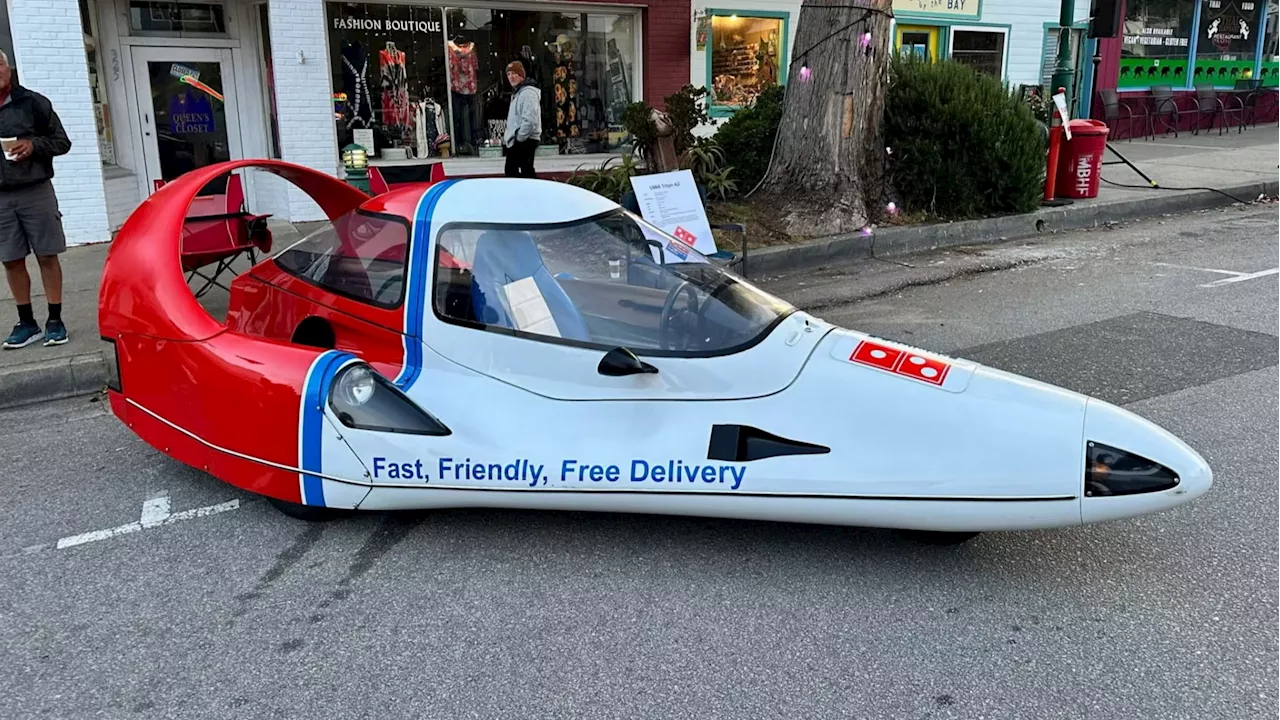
[1053,91,1072,140]
[628,169,717,264]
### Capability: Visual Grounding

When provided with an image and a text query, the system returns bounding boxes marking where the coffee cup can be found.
[1,137,16,161]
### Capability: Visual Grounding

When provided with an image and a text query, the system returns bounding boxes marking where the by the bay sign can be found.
[892,0,980,19]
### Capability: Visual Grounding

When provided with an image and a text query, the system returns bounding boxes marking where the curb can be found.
[745,179,1280,277]
[0,350,108,411]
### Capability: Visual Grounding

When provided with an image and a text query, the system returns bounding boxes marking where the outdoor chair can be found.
[1191,83,1245,135]
[1147,85,1184,138]
[1097,88,1146,141]
[367,162,448,195]
[162,172,274,298]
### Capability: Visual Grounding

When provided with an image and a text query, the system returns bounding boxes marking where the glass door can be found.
[131,46,243,194]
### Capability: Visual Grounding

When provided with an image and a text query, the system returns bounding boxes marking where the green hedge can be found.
[711,84,786,194]
[885,55,1046,220]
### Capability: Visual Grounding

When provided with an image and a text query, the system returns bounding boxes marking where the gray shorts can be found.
[0,181,67,263]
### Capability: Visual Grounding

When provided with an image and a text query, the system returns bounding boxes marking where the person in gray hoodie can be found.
[502,61,541,178]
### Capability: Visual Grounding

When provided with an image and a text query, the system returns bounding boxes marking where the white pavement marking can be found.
[1149,262,1247,276]
[140,494,171,527]
[55,493,241,550]
[1199,268,1280,288]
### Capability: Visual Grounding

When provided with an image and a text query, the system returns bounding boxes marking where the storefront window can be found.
[950,28,1006,78]
[78,0,115,166]
[1194,0,1261,85]
[325,2,636,161]
[1264,0,1279,85]
[129,1,228,36]
[1120,0,1196,87]
[707,13,786,111]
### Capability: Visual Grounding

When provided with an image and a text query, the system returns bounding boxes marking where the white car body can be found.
[290,178,1213,534]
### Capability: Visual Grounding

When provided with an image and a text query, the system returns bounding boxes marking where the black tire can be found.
[267,497,355,522]
[898,530,982,545]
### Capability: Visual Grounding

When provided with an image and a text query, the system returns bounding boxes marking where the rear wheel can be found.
[898,530,981,545]
[267,497,354,522]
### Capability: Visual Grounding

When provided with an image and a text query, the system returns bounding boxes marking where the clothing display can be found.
[413,98,447,158]
[340,40,374,129]
[447,40,478,95]
[326,7,635,162]
[379,42,410,132]
[551,42,580,141]
[451,91,480,153]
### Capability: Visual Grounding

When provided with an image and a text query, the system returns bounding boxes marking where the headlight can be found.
[328,363,451,436]
[336,364,376,406]
[1085,441,1180,497]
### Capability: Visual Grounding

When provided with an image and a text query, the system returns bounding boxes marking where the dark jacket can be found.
[0,85,72,190]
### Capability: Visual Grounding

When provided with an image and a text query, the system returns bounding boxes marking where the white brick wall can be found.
[268,0,338,223]
[104,171,139,233]
[6,0,110,246]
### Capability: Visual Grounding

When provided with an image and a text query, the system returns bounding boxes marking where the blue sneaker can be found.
[43,319,68,346]
[3,321,43,349]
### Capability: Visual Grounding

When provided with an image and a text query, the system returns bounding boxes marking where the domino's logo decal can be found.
[848,339,952,386]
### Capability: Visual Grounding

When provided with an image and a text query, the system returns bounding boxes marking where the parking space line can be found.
[56,493,242,550]
[1199,268,1279,288]
[1148,262,1245,277]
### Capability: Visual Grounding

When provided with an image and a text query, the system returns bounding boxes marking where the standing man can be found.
[0,48,72,349]
[503,61,541,179]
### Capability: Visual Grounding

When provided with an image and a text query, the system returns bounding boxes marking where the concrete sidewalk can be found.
[0,220,311,409]
[747,125,1280,275]
[0,127,1275,409]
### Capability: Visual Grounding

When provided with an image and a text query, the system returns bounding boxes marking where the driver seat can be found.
[469,230,591,342]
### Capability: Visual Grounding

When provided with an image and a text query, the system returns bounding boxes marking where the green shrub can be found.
[884,55,1046,220]
[711,84,785,194]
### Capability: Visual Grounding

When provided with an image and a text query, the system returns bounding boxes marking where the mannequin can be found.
[447,36,479,153]
[380,40,409,133]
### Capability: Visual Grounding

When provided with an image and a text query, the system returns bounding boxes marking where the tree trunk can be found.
[755,0,893,239]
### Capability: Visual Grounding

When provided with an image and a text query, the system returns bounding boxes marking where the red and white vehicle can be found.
[98,160,1213,544]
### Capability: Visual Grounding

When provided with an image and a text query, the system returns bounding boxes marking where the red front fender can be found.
[100,160,372,504]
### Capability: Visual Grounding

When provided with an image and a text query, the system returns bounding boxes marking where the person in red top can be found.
[0,48,72,349]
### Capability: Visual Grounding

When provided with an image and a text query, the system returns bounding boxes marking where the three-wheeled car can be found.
[97,160,1213,544]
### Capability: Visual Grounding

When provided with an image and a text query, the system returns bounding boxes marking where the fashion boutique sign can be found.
[332,15,442,33]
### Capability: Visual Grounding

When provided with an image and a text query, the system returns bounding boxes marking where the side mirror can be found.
[598,346,658,377]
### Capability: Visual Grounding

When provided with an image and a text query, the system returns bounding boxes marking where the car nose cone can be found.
[1080,397,1213,526]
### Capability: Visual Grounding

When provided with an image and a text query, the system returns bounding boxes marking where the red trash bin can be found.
[1054,119,1110,199]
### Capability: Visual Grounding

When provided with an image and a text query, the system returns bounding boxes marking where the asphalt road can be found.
[1,203,1276,720]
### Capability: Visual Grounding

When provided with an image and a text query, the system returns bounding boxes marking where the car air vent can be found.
[707,425,831,462]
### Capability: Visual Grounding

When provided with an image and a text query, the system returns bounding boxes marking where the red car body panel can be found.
[99,160,382,504]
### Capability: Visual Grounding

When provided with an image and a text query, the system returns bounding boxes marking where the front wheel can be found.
[267,497,355,522]
[898,530,981,546]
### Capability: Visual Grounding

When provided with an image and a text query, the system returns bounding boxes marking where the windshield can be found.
[273,209,410,308]
[431,209,795,357]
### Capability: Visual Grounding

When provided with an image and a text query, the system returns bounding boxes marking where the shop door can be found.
[131,47,244,194]
[896,25,939,62]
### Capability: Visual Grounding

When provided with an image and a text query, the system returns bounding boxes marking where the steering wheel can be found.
[658,281,702,351]
[375,275,403,304]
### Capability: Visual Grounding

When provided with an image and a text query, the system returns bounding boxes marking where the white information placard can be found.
[629,170,717,260]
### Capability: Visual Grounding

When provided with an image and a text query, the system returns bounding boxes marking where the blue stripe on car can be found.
[395,179,460,392]
[300,350,357,506]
